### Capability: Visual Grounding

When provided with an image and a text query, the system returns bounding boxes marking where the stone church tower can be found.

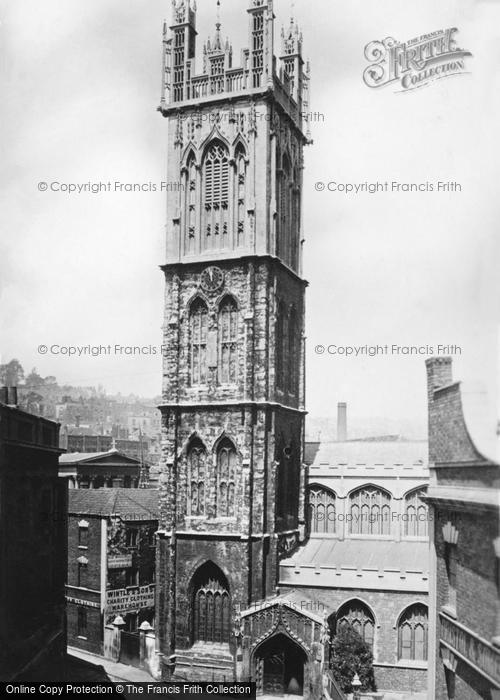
[156,0,314,688]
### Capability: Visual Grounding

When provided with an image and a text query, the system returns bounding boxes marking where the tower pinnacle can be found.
[204,0,232,70]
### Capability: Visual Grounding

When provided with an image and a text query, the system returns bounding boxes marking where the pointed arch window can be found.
[218,297,238,385]
[190,299,208,385]
[203,141,229,250]
[188,439,207,516]
[192,564,231,644]
[349,486,391,536]
[235,145,247,246]
[404,488,428,538]
[217,438,237,517]
[398,604,428,661]
[335,601,375,649]
[308,486,336,534]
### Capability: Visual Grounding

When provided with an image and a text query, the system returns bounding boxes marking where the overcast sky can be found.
[1,0,499,437]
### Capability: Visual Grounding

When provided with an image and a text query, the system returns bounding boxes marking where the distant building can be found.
[425,357,500,699]
[0,387,67,680]
[279,436,430,696]
[62,433,151,462]
[66,489,158,657]
[59,449,147,489]
[127,409,161,440]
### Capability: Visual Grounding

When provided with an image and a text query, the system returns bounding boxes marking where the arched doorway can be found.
[255,634,307,697]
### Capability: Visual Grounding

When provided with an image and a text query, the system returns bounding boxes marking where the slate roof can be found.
[305,439,428,471]
[281,538,428,573]
[60,449,141,465]
[68,488,159,520]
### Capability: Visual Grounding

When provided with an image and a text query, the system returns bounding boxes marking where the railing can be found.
[440,613,500,687]
[167,68,299,112]
[188,71,250,100]
[190,76,209,99]
[226,69,248,93]
[323,669,346,700]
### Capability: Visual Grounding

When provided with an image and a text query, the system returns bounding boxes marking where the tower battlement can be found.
[160,0,310,135]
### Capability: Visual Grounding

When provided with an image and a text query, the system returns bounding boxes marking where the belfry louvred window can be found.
[203,142,229,250]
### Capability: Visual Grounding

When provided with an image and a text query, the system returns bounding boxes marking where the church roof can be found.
[68,488,159,520]
[305,439,428,474]
[282,538,427,571]
[240,588,325,623]
[280,538,429,593]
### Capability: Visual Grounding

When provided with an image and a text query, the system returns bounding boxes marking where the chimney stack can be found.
[0,386,18,407]
[337,402,347,442]
[425,357,453,402]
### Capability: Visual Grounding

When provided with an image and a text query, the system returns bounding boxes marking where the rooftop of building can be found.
[60,449,142,465]
[279,538,429,593]
[0,395,61,451]
[282,538,428,572]
[68,488,159,520]
[427,356,500,468]
[459,379,499,465]
[305,438,428,475]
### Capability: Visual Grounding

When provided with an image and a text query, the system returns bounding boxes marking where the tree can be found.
[330,625,376,693]
[24,368,45,390]
[0,359,25,386]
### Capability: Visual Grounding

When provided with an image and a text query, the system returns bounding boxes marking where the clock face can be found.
[200,266,224,293]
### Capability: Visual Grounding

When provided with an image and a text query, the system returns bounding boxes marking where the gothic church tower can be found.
[156,0,311,681]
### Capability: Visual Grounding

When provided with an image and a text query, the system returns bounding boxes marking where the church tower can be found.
[156,0,311,681]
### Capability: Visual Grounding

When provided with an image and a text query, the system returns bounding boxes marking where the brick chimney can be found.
[425,357,453,401]
[425,357,454,467]
[337,402,347,442]
[0,386,18,407]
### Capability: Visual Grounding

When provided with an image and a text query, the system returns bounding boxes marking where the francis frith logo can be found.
[363,28,472,91]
